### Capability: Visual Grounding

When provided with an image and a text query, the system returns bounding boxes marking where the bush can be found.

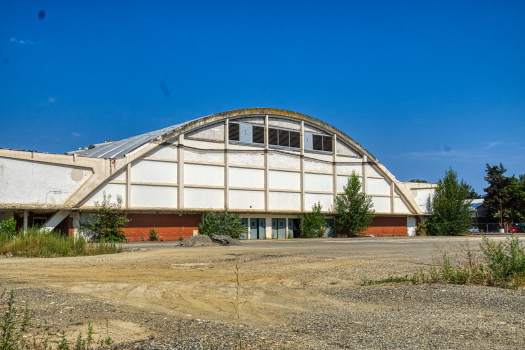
[79,192,130,242]
[0,227,121,257]
[0,216,17,238]
[415,222,428,236]
[149,228,158,241]
[199,207,246,239]
[300,202,326,238]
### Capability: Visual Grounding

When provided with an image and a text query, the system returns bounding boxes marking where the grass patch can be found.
[0,227,122,258]
[363,234,525,290]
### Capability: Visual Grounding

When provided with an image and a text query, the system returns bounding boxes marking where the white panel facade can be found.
[305,193,334,212]
[0,157,92,205]
[184,164,224,186]
[186,123,224,141]
[367,164,381,177]
[394,197,411,213]
[268,117,300,130]
[184,139,225,150]
[229,152,264,167]
[269,192,301,211]
[303,124,324,134]
[368,177,390,195]
[84,183,126,207]
[305,173,333,192]
[112,169,126,181]
[229,190,265,210]
[148,147,177,159]
[337,164,362,175]
[131,160,177,183]
[185,188,224,209]
[234,117,264,125]
[185,150,224,163]
[410,188,434,214]
[268,153,300,170]
[269,170,300,190]
[229,167,264,188]
[337,175,361,192]
[304,160,332,173]
[371,196,390,213]
[336,140,360,157]
[130,185,177,208]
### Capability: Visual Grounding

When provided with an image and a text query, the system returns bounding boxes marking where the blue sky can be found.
[1,0,524,194]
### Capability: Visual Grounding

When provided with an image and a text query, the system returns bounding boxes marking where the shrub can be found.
[300,202,326,238]
[335,172,375,236]
[0,216,17,238]
[149,228,159,241]
[0,227,121,257]
[199,207,246,239]
[415,222,428,236]
[79,192,130,242]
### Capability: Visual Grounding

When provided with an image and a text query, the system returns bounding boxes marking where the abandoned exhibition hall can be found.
[0,108,435,240]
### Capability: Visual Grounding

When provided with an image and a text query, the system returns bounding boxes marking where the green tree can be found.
[299,202,326,238]
[410,179,429,183]
[0,217,17,238]
[80,192,130,242]
[199,207,246,239]
[426,168,472,235]
[335,172,375,236]
[483,163,516,229]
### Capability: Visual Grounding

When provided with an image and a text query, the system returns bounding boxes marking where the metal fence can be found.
[473,223,525,233]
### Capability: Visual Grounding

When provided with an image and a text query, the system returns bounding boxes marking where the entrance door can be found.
[272,219,278,239]
[250,218,258,240]
[407,216,416,236]
[258,218,266,239]
[240,218,248,240]
[288,218,301,238]
[277,218,286,239]
[324,219,335,237]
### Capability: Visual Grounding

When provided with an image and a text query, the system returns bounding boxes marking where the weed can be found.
[149,228,158,241]
[99,319,113,346]
[74,332,85,350]
[58,331,70,350]
[231,261,247,350]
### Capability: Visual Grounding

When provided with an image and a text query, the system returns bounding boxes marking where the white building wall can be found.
[337,164,362,175]
[336,175,362,192]
[84,183,126,207]
[148,147,177,159]
[269,192,301,211]
[367,165,381,177]
[305,173,332,192]
[304,160,332,173]
[268,154,300,170]
[185,150,224,163]
[229,153,264,167]
[0,157,92,205]
[394,197,410,213]
[229,168,264,188]
[131,160,177,183]
[184,164,224,186]
[371,196,390,213]
[305,193,334,212]
[411,188,434,214]
[229,190,265,210]
[368,178,390,195]
[269,170,300,190]
[185,188,224,209]
[130,185,177,208]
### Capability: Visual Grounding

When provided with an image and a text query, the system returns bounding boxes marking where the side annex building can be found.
[0,108,435,240]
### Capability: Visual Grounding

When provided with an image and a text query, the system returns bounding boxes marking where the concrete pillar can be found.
[332,134,337,210]
[361,154,367,194]
[390,178,395,213]
[224,119,229,208]
[126,163,131,208]
[71,212,80,239]
[300,121,305,212]
[178,134,184,209]
[264,115,269,212]
[23,210,28,233]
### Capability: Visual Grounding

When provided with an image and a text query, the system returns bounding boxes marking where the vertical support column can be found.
[23,210,28,233]
[332,134,337,211]
[177,134,185,210]
[390,178,395,213]
[71,211,80,239]
[224,119,229,208]
[361,154,368,194]
[300,121,305,212]
[264,115,269,212]
[126,163,131,209]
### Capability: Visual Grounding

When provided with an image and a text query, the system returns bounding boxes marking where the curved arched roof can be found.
[68,108,378,163]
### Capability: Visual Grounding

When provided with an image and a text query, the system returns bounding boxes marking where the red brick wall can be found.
[365,216,407,236]
[123,213,201,242]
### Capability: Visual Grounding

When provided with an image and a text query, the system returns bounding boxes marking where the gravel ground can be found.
[2,237,525,349]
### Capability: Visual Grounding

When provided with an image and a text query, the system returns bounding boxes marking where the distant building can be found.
[0,108,436,240]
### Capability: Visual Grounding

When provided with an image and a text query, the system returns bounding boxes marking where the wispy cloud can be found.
[48,97,56,103]
[10,37,34,45]
[72,132,81,137]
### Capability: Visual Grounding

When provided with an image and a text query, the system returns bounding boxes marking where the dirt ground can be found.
[1,236,524,349]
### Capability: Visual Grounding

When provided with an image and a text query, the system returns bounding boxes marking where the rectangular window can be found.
[252,126,264,144]
[229,123,240,141]
[323,136,333,152]
[268,128,278,145]
[313,134,323,151]
[289,131,300,148]
[278,129,289,147]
